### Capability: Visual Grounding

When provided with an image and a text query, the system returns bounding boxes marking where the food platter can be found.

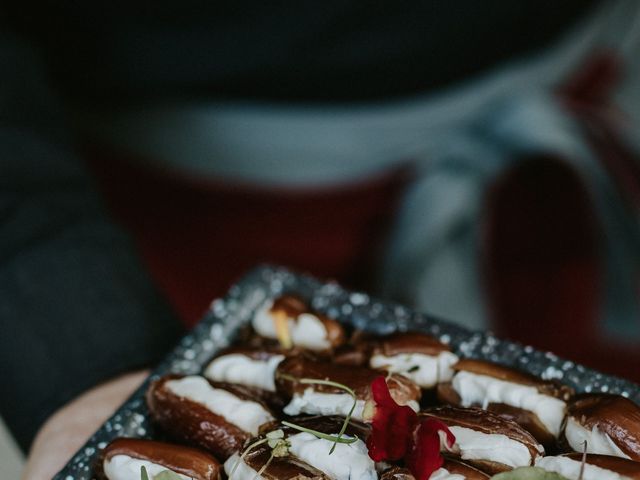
[54,264,640,480]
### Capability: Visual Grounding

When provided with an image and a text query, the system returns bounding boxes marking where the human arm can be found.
[0,32,183,470]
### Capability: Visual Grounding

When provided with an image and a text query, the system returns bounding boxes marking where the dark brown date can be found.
[99,438,221,480]
[437,359,573,449]
[563,453,640,479]
[146,375,273,460]
[565,393,640,461]
[270,295,346,349]
[421,406,544,475]
[372,331,452,357]
[236,442,328,480]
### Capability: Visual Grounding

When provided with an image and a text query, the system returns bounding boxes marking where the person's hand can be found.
[22,370,148,480]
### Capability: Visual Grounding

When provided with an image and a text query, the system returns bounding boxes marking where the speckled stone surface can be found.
[54,265,640,479]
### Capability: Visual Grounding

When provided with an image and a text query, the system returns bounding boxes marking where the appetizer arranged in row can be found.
[96,294,640,480]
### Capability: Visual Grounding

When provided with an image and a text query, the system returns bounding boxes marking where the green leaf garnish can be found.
[141,466,150,480]
[266,429,290,457]
[278,375,358,454]
[266,428,284,448]
[491,467,570,480]
[407,365,420,373]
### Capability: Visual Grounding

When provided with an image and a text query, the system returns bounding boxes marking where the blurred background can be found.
[2,0,640,475]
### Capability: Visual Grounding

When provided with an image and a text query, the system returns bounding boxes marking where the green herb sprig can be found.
[277,374,358,454]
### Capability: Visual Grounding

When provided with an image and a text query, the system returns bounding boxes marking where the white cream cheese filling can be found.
[564,417,631,459]
[283,389,368,420]
[369,351,459,388]
[165,376,274,435]
[104,455,192,480]
[252,300,331,350]
[224,453,263,480]
[288,432,377,480]
[448,426,536,468]
[451,371,566,437]
[428,468,465,480]
[283,388,419,421]
[204,353,285,392]
[536,455,632,480]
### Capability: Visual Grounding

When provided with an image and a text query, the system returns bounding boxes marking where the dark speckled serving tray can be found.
[54,265,640,480]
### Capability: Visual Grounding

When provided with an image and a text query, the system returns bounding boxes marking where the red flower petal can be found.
[366,376,418,462]
[406,418,456,480]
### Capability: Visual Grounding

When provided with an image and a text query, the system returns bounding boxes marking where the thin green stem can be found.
[281,421,358,444]
[330,395,357,454]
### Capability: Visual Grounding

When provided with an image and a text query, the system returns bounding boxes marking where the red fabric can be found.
[484,155,640,382]
[484,156,601,359]
[558,51,640,380]
[83,144,410,327]
[485,51,640,382]
[558,50,640,211]
[558,50,621,109]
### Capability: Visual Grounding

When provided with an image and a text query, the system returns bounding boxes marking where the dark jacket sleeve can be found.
[0,34,184,452]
